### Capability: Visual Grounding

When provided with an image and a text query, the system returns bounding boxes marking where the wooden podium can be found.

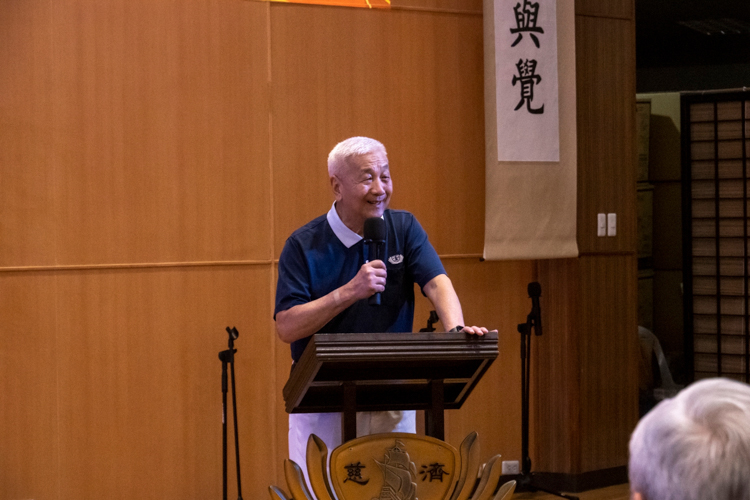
[283,331,498,442]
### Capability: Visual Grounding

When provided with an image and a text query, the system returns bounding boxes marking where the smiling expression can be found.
[331,150,392,236]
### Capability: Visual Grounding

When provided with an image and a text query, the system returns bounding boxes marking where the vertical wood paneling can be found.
[270,5,486,257]
[0,273,59,500]
[575,0,634,20]
[576,15,636,254]
[533,9,638,476]
[533,258,581,473]
[438,259,534,461]
[49,0,271,265]
[578,255,638,471]
[0,0,56,267]
[574,11,639,473]
[54,266,276,500]
[392,0,482,14]
[535,256,638,474]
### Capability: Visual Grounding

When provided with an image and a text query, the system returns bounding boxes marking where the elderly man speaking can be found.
[274,136,490,476]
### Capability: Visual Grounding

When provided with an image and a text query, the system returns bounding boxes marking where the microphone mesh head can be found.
[364,217,386,240]
[528,282,542,297]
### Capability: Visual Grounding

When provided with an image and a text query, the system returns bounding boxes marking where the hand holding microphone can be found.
[349,260,387,300]
[364,217,386,305]
[338,217,387,305]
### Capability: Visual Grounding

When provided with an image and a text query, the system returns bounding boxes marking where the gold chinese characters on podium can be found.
[270,431,516,500]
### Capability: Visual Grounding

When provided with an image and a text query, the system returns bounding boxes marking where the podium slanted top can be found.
[283,331,499,414]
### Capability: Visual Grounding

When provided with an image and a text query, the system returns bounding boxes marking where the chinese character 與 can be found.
[510,0,544,48]
[512,58,544,114]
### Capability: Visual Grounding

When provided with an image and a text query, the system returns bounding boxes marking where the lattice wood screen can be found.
[683,91,750,382]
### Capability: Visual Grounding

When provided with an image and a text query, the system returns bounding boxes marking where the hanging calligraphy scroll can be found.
[495,0,559,161]
[483,0,578,260]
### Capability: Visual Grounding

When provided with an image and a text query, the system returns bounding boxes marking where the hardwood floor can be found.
[512,483,631,500]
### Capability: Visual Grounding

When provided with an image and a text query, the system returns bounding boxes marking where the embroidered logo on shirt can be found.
[388,254,404,265]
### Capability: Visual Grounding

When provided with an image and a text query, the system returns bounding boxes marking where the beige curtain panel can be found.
[482,0,578,260]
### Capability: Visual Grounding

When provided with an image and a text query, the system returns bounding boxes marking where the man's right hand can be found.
[276,260,388,343]
[348,260,387,300]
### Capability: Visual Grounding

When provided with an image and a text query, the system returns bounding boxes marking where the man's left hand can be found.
[461,326,495,336]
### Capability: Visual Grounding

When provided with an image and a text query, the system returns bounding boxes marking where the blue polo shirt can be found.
[275,207,446,362]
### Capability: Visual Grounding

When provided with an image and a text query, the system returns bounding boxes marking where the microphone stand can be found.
[516,284,578,500]
[219,326,243,500]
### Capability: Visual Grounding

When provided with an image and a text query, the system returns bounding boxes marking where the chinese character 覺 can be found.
[510,0,544,48]
[343,462,369,485]
[512,59,544,114]
[420,463,449,482]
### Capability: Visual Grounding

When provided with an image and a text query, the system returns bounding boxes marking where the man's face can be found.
[332,150,392,235]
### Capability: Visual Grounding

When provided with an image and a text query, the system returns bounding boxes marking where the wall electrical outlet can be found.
[501,460,520,475]
[607,213,617,236]
[597,213,606,237]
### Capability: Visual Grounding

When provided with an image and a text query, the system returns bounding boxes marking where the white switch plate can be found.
[597,213,606,237]
[607,213,617,236]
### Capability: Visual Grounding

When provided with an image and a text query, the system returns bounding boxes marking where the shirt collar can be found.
[327,202,363,248]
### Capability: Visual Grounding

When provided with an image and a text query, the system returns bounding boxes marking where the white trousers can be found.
[288,410,416,487]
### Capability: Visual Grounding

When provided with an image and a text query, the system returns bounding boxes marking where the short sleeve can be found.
[274,237,312,318]
[403,214,446,289]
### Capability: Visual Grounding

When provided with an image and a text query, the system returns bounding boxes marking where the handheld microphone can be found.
[528,282,542,336]
[364,217,386,306]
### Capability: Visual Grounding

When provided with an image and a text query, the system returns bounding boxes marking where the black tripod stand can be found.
[516,283,578,500]
[219,326,243,500]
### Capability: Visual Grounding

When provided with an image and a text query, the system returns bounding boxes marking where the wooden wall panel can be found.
[49,0,271,266]
[578,255,638,471]
[0,273,60,500]
[534,256,638,474]
[53,265,276,500]
[575,15,636,254]
[531,10,638,478]
[0,0,57,267]
[532,258,581,473]
[270,4,486,257]
[575,0,634,20]
[392,0,482,15]
[437,259,533,460]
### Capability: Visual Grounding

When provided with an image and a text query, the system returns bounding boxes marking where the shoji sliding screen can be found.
[683,91,750,382]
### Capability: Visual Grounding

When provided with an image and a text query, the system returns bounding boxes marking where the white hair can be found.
[629,377,750,500]
[327,137,387,177]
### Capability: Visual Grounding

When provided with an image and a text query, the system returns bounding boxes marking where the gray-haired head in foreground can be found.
[629,377,750,500]
[327,137,387,178]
